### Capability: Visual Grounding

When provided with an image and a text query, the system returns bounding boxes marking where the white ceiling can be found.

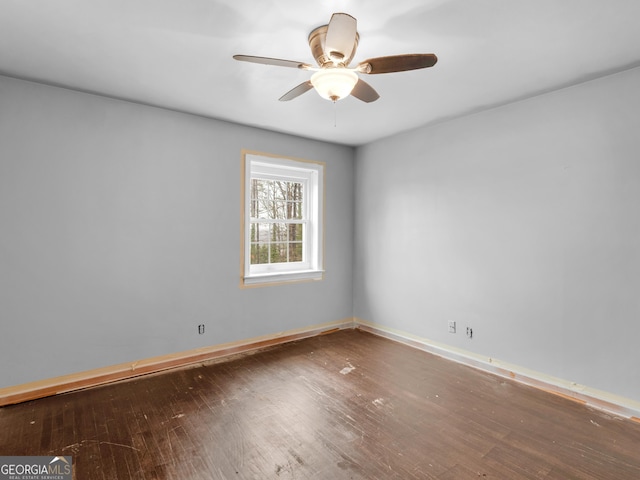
[2,0,640,146]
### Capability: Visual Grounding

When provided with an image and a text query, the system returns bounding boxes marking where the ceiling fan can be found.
[233,13,437,103]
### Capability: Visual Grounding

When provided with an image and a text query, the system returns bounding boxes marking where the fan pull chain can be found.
[333,100,337,127]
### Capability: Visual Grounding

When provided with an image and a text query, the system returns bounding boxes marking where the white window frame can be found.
[241,151,324,286]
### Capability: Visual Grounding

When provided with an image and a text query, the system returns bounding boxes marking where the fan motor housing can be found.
[308,25,359,67]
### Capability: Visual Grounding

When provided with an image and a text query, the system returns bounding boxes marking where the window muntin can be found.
[242,152,324,286]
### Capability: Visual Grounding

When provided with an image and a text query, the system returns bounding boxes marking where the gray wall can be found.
[354,67,640,402]
[0,75,355,388]
[3,65,639,405]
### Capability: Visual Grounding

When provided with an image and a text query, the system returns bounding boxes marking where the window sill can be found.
[243,269,324,287]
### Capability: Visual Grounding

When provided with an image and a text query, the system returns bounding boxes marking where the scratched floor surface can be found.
[1,329,640,479]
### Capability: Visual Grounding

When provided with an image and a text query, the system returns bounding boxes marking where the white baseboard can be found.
[355,318,640,421]
[0,318,355,407]
[4,316,639,423]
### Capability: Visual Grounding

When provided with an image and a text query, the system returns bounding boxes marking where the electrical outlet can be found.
[466,327,473,339]
[448,321,456,333]
[198,324,205,335]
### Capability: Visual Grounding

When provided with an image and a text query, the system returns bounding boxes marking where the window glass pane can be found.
[252,179,271,219]
[289,223,303,262]
[250,243,263,265]
[255,222,271,243]
[260,202,271,219]
[250,179,258,218]
[273,223,288,242]
[288,223,303,242]
[287,201,303,219]
[270,242,288,263]
[271,223,288,263]
[273,181,287,201]
[250,223,271,265]
[251,243,270,264]
[272,200,286,220]
[289,242,303,262]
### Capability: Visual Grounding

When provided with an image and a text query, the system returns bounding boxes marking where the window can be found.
[241,151,324,286]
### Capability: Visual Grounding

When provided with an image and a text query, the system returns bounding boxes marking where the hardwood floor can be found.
[1,329,639,479]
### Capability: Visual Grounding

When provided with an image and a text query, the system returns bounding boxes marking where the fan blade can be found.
[325,13,357,64]
[350,79,380,103]
[358,54,437,74]
[233,55,312,70]
[279,81,314,101]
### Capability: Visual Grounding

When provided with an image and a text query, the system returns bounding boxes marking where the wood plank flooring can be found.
[1,329,639,479]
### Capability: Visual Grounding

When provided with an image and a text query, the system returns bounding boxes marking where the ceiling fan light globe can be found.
[310,68,358,101]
